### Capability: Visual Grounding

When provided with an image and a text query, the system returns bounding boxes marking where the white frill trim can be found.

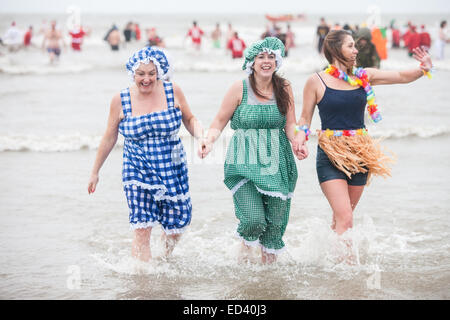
[260,244,286,255]
[235,232,285,255]
[155,46,173,81]
[235,232,260,247]
[245,61,255,75]
[254,186,294,201]
[230,178,250,195]
[245,48,283,75]
[163,225,189,235]
[128,56,164,81]
[123,180,191,202]
[124,181,167,196]
[129,220,160,230]
[129,221,189,235]
[159,192,191,202]
[230,178,293,200]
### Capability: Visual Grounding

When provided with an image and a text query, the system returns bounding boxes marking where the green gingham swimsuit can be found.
[224,78,298,254]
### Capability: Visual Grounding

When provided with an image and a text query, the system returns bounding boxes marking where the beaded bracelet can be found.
[422,65,434,79]
[294,125,311,141]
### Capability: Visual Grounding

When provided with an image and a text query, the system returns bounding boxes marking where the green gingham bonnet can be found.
[242,37,285,74]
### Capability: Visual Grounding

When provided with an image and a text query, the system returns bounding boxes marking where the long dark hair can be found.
[323,30,354,74]
[249,72,291,115]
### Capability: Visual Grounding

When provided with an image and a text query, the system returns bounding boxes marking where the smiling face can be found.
[253,51,277,77]
[324,31,359,72]
[340,34,358,66]
[134,62,158,93]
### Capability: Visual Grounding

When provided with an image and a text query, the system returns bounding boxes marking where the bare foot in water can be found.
[336,252,357,266]
[237,242,252,263]
[336,238,357,266]
[261,248,277,264]
[161,232,181,258]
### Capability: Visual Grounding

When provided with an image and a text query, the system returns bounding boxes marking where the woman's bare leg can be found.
[348,185,365,211]
[320,179,354,235]
[321,180,366,264]
[132,227,152,262]
[330,184,365,230]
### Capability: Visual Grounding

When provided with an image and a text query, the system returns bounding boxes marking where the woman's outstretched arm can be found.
[87,94,122,194]
[367,47,433,85]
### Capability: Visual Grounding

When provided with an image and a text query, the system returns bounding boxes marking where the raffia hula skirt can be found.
[317,128,396,183]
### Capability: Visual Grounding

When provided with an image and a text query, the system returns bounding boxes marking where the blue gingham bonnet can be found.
[125,46,171,80]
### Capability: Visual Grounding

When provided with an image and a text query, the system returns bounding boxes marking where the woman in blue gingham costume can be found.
[119,82,191,232]
[88,46,204,261]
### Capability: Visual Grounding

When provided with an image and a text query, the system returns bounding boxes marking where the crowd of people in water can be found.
[0,16,449,65]
[0,14,442,265]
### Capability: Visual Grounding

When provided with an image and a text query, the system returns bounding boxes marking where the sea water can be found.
[0,13,449,299]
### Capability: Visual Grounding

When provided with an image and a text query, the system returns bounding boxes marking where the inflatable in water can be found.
[265,14,306,22]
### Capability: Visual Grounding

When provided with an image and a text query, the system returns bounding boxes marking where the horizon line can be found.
[1,10,449,15]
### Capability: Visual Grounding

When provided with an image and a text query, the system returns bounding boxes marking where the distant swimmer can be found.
[406,25,421,57]
[211,23,222,49]
[434,20,449,60]
[402,22,414,49]
[38,19,48,36]
[227,32,246,59]
[419,25,431,52]
[343,23,354,35]
[123,22,134,43]
[3,21,23,52]
[103,24,116,42]
[23,26,33,48]
[146,27,165,48]
[226,23,234,44]
[286,24,295,50]
[134,23,141,41]
[69,25,91,51]
[332,22,342,31]
[186,21,204,50]
[316,17,330,54]
[42,20,65,64]
[260,25,272,39]
[107,26,121,51]
[390,22,401,48]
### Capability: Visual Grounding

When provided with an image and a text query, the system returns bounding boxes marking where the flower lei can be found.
[324,64,382,123]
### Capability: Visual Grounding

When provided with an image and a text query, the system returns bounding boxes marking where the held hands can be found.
[197,137,212,159]
[412,46,433,72]
[87,173,99,194]
[292,132,309,160]
[295,143,309,160]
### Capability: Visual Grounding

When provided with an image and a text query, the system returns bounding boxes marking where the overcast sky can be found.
[1,0,449,14]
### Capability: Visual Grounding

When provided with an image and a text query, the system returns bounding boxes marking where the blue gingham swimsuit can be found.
[118,81,192,233]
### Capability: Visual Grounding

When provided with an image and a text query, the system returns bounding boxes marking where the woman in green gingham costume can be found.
[199,37,303,263]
